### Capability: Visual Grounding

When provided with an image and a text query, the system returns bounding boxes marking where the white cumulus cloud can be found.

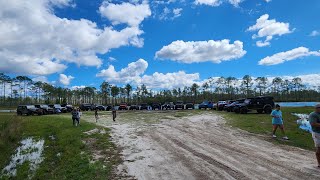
[258,47,320,65]
[59,74,74,86]
[0,0,148,75]
[97,59,148,84]
[96,59,201,89]
[228,0,243,7]
[247,14,293,47]
[194,0,243,7]
[309,30,320,37]
[99,2,151,27]
[173,8,183,18]
[155,39,246,63]
[140,71,200,89]
[195,0,222,6]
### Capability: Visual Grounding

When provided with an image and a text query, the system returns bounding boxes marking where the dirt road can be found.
[92,112,320,179]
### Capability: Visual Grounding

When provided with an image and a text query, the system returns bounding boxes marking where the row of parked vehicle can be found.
[79,103,113,111]
[17,104,73,116]
[117,101,195,110]
[17,96,274,115]
[79,96,275,114]
[199,96,275,114]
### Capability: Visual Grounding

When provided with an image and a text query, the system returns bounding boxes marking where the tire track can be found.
[160,118,320,179]
[160,133,248,180]
[149,132,214,180]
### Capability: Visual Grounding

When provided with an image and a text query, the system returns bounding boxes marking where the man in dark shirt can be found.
[309,104,320,168]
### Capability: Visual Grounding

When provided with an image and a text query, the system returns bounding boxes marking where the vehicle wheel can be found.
[264,106,272,114]
[227,109,230,112]
[240,108,247,114]
[257,109,263,114]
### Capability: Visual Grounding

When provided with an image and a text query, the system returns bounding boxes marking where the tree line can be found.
[0,72,319,107]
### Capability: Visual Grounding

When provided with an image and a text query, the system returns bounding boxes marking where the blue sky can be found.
[0,0,320,89]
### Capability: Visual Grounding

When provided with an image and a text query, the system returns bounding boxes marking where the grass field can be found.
[0,113,121,179]
[217,107,315,150]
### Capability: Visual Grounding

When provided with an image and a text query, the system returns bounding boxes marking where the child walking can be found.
[271,104,289,140]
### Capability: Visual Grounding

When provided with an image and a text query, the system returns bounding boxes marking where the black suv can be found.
[175,101,184,110]
[162,102,174,110]
[129,104,139,110]
[105,105,112,111]
[152,103,161,110]
[80,103,94,111]
[234,96,275,114]
[17,105,43,116]
[217,100,228,111]
[61,104,73,112]
[218,100,235,111]
[95,105,106,111]
[49,104,67,113]
[140,103,148,110]
[224,99,245,112]
[35,104,54,114]
[185,102,194,109]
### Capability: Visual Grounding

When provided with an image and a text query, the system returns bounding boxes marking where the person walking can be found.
[71,108,79,126]
[95,108,99,123]
[112,106,117,122]
[77,108,82,125]
[271,104,289,140]
[309,103,320,168]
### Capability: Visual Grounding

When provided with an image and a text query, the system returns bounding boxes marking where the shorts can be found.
[272,118,283,125]
[272,121,283,125]
[312,132,320,148]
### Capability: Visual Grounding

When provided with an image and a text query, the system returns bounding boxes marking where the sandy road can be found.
[100,113,320,180]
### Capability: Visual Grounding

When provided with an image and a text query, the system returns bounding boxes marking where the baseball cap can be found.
[315,104,320,108]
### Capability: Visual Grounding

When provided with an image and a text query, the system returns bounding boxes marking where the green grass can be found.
[217,107,315,150]
[0,113,121,179]
[0,106,16,110]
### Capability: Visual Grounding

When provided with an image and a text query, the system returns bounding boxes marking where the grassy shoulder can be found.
[0,113,121,179]
[217,107,315,150]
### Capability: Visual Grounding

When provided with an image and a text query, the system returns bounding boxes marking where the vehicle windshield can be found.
[27,105,36,108]
[54,104,62,108]
[41,105,48,108]
[244,99,251,104]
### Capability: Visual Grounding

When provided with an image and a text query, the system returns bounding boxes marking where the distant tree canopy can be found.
[0,73,319,106]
